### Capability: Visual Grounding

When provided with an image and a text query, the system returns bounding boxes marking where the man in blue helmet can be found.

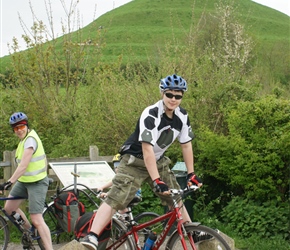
[81,74,202,250]
[0,112,53,250]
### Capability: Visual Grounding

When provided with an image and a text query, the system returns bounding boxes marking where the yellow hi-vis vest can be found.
[16,129,47,183]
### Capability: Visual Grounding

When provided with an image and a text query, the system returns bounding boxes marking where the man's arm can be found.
[97,180,113,191]
[181,142,203,187]
[180,141,194,174]
[142,142,169,193]
[142,142,159,181]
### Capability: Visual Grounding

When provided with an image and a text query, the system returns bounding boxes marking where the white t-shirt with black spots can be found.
[120,100,194,161]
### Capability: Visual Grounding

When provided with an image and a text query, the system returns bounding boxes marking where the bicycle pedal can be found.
[22,245,32,250]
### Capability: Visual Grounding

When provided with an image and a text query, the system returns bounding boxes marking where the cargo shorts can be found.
[105,154,181,211]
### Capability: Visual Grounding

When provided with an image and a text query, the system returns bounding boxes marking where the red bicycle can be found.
[105,185,231,250]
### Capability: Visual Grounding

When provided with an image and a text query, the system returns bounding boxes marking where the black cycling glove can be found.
[153,178,169,192]
[0,181,12,191]
[187,173,202,186]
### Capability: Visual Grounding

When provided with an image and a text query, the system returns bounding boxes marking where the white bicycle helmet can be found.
[9,112,28,126]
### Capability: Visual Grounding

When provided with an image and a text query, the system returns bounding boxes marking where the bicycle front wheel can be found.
[0,215,9,250]
[166,223,231,250]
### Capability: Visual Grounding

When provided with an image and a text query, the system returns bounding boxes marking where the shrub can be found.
[220,196,289,240]
[132,182,164,216]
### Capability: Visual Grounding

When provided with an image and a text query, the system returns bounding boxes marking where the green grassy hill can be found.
[71,0,290,65]
[0,0,289,70]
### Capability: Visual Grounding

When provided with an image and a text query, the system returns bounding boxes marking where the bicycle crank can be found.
[21,233,36,250]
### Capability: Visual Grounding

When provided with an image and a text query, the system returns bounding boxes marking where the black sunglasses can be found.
[165,92,183,100]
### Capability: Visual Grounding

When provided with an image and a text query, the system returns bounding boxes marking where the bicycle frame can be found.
[0,196,34,233]
[108,186,199,250]
[134,209,190,249]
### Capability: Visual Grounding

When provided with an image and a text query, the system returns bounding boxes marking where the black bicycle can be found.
[0,177,101,249]
[0,195,46,249]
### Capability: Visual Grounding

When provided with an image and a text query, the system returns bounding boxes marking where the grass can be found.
[77,0,290,62]
[0,0,289,71]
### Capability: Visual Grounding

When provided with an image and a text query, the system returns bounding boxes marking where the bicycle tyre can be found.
[0,215,9,250]
[134,212,160,245]
[37,202,73,249]
[105,218,135,250]
[166,223,231,250]
[134,212,159,223]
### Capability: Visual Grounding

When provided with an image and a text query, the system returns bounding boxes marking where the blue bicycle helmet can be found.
[9,112,28,126]
[159,74,188,92]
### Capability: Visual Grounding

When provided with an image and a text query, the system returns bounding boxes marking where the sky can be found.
[0,0,289,58]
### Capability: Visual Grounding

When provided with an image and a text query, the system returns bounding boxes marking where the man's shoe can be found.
[80,235,98,250]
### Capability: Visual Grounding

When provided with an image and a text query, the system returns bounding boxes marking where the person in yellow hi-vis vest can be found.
[0,112,53,250]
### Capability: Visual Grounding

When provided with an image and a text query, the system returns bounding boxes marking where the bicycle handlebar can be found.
[96,185,198,200]
[96,191,105,199]
[170,185,199,197]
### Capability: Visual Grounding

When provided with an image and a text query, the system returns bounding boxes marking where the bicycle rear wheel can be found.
[0,215,9,250]
[166,223,231,250]
[105,218,135,250]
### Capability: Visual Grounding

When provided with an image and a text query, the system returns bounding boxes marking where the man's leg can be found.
[4,199,31,230]
[91,202,115,234]
[31,213,53,250]
[81,156,147,250]
[81,202,116,250]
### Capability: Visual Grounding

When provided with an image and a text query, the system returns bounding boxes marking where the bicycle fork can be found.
[170,204,197,250]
